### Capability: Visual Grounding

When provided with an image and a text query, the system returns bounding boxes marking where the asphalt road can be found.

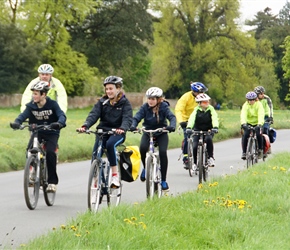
[0,130,288,248]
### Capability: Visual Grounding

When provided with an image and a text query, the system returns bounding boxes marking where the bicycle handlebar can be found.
[140,127,169,133]
[16,123,54,131]
[186,129,216,136]
[76,128,116,135]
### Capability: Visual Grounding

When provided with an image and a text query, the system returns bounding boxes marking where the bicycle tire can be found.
[197,145,203,184]
[246,138,253,168]
[87,160,102,212]
[107,167,122,207]
[43,159,55,206]
[155,158,162,198]
[253,139,259,164]
[146,156,155,198]
[24,155,40,210]
[203,147,209,182]
[187,138,194,177]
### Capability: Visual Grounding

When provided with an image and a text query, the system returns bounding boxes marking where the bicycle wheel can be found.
[253,139,259,164]
[23,155,40,210]
[197,146,203,184]
[107,167,122,207]
[146,155,155,198]
[43,159,55,206]
[246,138,253,168]
[187,138,195,177]
[203,148,209,182]
[88,160,102,212]
[154,158,162,198]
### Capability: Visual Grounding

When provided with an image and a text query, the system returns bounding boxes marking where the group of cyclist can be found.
[9,63,274,194]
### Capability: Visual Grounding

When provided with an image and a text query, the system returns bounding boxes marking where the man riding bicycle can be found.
[175,82,208,169]
[240,91,265,160]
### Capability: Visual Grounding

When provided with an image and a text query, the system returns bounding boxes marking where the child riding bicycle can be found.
[175,82,208,169]
[129,87,176,191]
[240,91,265,160]
[77,76,133,189]
[186,93,219,168]
[10,81,66,193]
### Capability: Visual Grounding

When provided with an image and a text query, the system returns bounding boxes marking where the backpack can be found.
[119,146,141,182]
[269,128,277,143]
[262,134,271,154]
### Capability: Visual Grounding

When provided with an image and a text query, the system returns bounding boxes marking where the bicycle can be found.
[77,128,122,213]
[11,123,56,210]
[245,125,259,168]
[138,128,169,199]
[187,130,216,184]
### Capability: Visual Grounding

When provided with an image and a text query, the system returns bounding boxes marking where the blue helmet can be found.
[245,91,257,100]
[190,82,208,93]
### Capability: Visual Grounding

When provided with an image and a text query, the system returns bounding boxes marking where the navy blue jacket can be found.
[83,95,133,131]
[15,97,66,135]
[132,101,176,129]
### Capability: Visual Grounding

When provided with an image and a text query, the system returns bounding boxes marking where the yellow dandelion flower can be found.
[61,225,66,230]
[20,244,26,247]
[75,234,81,237]
[272,166,277,170]
[238,200,247,205]
[211,200,216,203]
[86,230,90,234]
[238,205,244,209]
[140,214,145,217]
[124,218,130,222]
[264,172,267,174]
[213,182,218,186]
[227,194,231,198]
[142,224,147,229]
[205,190,208,193]
[198,183,203,189]
[217,197,220,200]
[247,205,252,208]
[52,227,56,230]
[204,200,209,204]
[131,217,137,221]
[280,167,286,172]
[209,183,213,187]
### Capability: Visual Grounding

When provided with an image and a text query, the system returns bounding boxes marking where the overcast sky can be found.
[240,0,287,21]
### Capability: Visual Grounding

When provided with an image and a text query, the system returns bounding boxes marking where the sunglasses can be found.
[200,101,209,104]
[247,99,256,101]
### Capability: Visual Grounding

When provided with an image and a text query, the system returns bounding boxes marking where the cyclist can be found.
[129,87,176,191]
[186,93,219,168]
[175,82,208,169]
[254,86,272,135]
[77,76,133,188]
[10,81,66,193]
[21,64,68,113]
[240,91,265,160]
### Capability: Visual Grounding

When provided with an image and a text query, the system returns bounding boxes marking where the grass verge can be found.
[21,152,290,249]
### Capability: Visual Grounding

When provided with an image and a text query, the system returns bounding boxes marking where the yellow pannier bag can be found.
[119,146,141,182]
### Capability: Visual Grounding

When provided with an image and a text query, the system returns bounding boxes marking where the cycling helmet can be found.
[254,86,265,94]
[190,82,208,93]
[38,64,54,74]
[146,87,163,98]
[245,91,257,100]
[30,81,50,92]
[103,76,123,87]
[195,93,211,102]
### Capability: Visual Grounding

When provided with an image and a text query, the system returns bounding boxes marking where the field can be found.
[0,107,290,172]
[21,153,290,249]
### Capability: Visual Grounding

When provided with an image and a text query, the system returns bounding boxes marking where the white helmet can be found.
[38,64,54,74]
[195,93,211,102]
[30,81,50,92]
[146,87,163,98]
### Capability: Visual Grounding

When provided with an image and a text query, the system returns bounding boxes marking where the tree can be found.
[68,0,153,91]
[150,0,279,105]
[0,23,40,93]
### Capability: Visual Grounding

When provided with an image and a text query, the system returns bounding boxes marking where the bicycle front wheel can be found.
[24,155,40,210]
[187,138,195,177]
[43,160,55,206]
[197,146,203,184]
[203,149,209,182]
[88,160,102,212]
[154,158,162,198]
[107,167,122,207]
[146,156,155,199]
[246,138,254,168]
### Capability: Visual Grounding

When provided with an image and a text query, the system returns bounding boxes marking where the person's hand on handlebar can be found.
[115,128,124,134]
[76,126,88,133]
[164,126,175,133]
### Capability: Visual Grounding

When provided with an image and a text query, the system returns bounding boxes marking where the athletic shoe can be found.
[183,156,189,170]
[110,176,120,188]
[241,153,246,160]
[140,169,146,182]
[47,184,57,193]
[161,181,170,191]
[208,157,215,167]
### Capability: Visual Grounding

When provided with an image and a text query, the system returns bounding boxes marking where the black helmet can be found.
[254,86,265,95]
[103,76,123,87]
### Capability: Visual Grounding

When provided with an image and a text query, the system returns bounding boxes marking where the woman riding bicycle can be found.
[77,76,133,188]
[10,81,66,193]
[240,91,265,160]
[129,87,176,191]
[186,93,219,168]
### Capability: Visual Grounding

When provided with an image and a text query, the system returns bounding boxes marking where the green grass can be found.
[0,107,289,172]
[21,153,290,249]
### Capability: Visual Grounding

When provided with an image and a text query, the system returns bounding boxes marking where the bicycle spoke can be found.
[88,160,102,212]
[146,156,155,199]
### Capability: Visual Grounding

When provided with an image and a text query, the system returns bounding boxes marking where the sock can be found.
[112,173,118,177]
